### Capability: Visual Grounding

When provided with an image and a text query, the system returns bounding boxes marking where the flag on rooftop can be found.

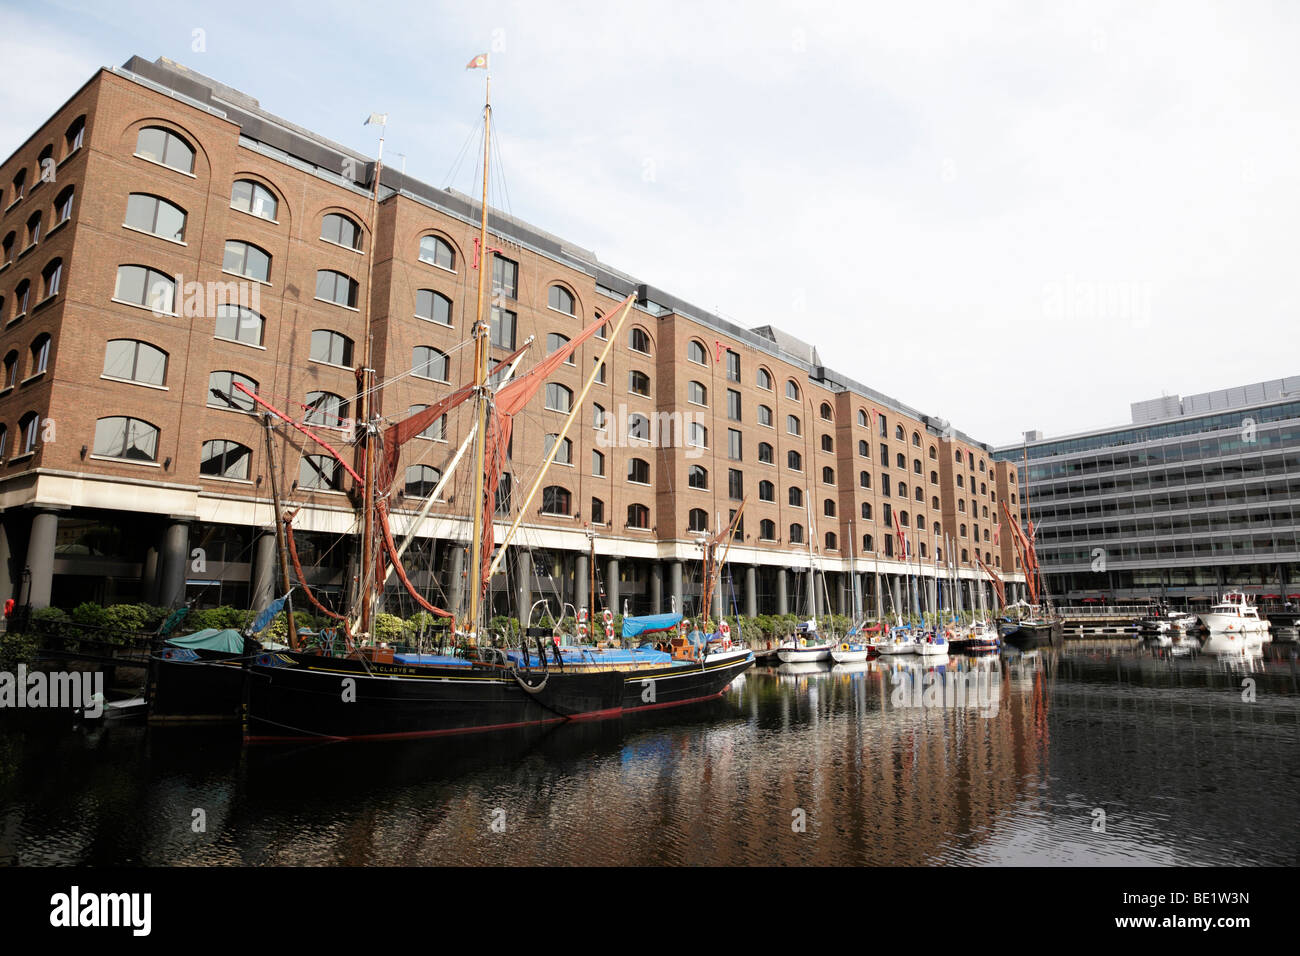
[467,53,488,70]
[364,113,388,127]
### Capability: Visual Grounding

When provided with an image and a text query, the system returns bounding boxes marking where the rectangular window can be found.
[726,350,740,383]
[491,306,516,349]
[728,428,742,461]
[492,255,518,299]
[729,468,744,501]
[727,389,741,422]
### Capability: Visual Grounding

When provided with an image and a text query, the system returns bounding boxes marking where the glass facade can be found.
[995,401,1300,602]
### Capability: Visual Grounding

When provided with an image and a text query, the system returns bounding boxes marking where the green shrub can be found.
[0,630,41,669]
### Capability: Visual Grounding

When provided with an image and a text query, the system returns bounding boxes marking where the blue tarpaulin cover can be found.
[621,613,683,638]
[165,628,245,654]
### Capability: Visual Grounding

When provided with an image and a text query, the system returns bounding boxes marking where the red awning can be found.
[1260,593,1281,599]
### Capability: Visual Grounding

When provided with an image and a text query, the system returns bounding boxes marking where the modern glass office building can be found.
[994,378,1300,607]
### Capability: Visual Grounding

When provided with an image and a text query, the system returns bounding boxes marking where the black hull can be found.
[1005,621,1064,649]
[243,651,754,743]
[147,651,246,723]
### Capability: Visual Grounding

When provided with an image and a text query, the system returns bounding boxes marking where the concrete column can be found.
[516,549,532,627]
[141,544,160,605]
[670,560,683,613]
[745,565,757,618]
[853,572,864,619]
[0,518,11,610]
[250,530,276,614]
[158,519,191,608]
[813,571,825,619]
[606,558,619,613]
[776,568,789,615]
[448,544,465,613]
[27,510,59,609]
[712,581,724,623]
[649,561,663,614]
[575,553,589,615]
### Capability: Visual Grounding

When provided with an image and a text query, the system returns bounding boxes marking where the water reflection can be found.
[1,642,1295,866]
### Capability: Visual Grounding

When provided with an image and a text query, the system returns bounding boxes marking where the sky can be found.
[3,0,1297,447]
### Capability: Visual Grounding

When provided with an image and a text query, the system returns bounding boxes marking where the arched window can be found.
[858,440,868,458]
[929,445,937,459]
[19,411,39,455]
[546,332,574,364]
[914,487,923,502]
[92,416,159,461]
[960,524,967,537]
[200,439,252,480]
[861,502,872,520]
[758,441,774,464]
[541,486,572,516]
[896,452,905,469]
[787,414,801,436]
[114,264,175,313]
[413,346,449,381]
[214,304,265,346]
[626,458,650,485]
[230,180,277,220]
[208,371,257,411]
[893,424,903,440]
[54,186,74,225]
[898,482,907,498]
[863,534,873,552]
[3,350,17,388]
[406,405,446,441]
[821,434,833,452]
[2,232,13,267]
[300,455,342,491]
[135,126,194,173]
[688,381,708,405]
[822,466,835,484]
[124,193,186,241]
[786,380,799,400]
[316,269,358,308]
[789,523,804,544]
[899,510,909,527]
[591,450,607,477]
[415,289,452,326]
[819,402,833,421]
[628,327,651,354]
[980,482,987,495]
[759,518,776,540]
[29,333,51,376]
[222,240,271,282]
[404,465,443,498]
[304,391,349,428]
[932,495,940,510]
[878,414,888,437]
[979,459,986,472]
[688,465,708,489]
[930,470,939,485]
[321,212,361,249]
[859,471,870,489]
[627,503,649,529]
[857,409,868,427]
[628,413,650,441]
[545,382,573,413]
[25,211,41,247]
[593,403,606,429]
[687,422,707,448]
[64,116,85,155]
[788,487,803,507]
[688,340,708,364]
[955,450,963,463]
[758,479,774,501]
[544,434,573,465]
[757,404,773,427]
[958,500,967,513]
[548,285,575,315]
[825,532,837,551]
[310,329,353,366]
[10,169,25,203]
[418,235,455,269]
[757,367,773,390]
[787,450,802,471]
[0,423,6,459]
[823,498,836,517]
[629,370,650,396]
[688,508,709,532]
[589,496,603,524]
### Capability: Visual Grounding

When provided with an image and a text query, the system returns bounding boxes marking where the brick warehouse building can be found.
[0,55,1026,625]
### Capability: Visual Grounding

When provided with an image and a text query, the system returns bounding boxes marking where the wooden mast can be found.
[357,117,386,640]
[466,72,492,642]
[260,413,297,647]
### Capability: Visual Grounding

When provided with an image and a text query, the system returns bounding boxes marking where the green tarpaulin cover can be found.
[165,628,245,653]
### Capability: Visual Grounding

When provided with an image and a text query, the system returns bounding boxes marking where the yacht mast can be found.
[357,114,386,639]
[466,73,493,642]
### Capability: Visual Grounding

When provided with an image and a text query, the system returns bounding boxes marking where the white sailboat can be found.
[778,497,833,663]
